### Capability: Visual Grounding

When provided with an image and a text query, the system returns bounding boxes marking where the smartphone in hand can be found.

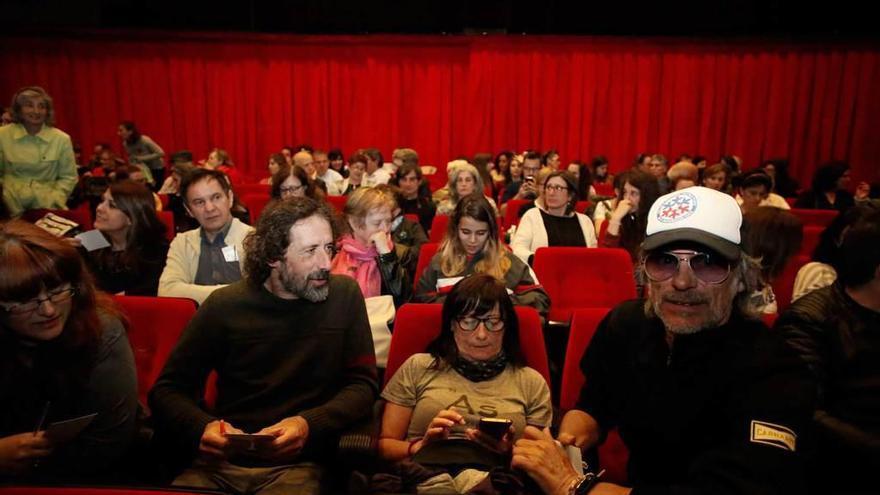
[478,417,513,441]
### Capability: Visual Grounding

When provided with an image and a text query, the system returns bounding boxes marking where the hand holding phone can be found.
[478,417,513,441]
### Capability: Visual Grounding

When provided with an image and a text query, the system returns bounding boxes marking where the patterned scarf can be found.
[452,351,508,382]
[330,234,382,298]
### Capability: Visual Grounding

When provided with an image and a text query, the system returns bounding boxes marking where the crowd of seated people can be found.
[3,84,880,494]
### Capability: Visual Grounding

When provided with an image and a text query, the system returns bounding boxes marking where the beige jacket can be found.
[158,218,253,304]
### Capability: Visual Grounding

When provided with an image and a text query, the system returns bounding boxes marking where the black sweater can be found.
[148,276,378,463]
[578,300,815,495]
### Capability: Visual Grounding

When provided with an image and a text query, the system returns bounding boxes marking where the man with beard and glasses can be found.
[512,187,814,495]
[149,197,377,495]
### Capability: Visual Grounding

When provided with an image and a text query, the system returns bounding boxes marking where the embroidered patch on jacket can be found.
[750,420,797,452]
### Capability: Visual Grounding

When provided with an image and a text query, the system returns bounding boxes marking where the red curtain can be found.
[2,32,878,185]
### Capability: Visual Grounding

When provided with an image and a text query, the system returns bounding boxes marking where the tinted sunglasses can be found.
[642,250,733,284]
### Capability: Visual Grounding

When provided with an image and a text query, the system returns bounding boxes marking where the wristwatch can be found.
[570,470,603,495]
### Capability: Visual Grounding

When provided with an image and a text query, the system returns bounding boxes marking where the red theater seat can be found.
[326,194,347,213]
[790,208,838,227]
[114,295,197,409]
[428,215,449,243]
[241,193,271,224]
[412,242,440,292]
[385,304,550,388]
[560,308,629,485]
[158,210,175,241]
[533,247,636,324]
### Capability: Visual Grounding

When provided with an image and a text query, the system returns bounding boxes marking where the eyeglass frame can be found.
[0,285,77,316]
[454,315,505,332]
[641,250,734,285]
[280,184,307,196]
[543,183,570,193]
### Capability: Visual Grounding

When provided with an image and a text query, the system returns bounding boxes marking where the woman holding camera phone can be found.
[379,275,551,483]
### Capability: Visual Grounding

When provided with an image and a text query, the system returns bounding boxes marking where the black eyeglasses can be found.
[280,184,306,196]
[0,286,76,315]
[642,250,733,284]
[455,316,505,332]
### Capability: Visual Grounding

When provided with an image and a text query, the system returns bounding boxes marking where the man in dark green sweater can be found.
[149,197,378,495]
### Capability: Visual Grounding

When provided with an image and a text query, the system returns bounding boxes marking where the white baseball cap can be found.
[643,186,743,260]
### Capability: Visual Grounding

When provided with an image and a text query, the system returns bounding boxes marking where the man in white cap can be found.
[512,187,814,495]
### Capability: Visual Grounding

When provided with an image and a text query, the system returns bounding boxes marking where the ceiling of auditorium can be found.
[4,0,876,38]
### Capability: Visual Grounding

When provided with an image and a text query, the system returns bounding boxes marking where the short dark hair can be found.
[394,162,423,182]
[835,209,880,288]
[427,274,524,368]
[811,161,850,194]
[523,151,541,163]
[242,197,338,287]
[740,171,772,191]
[363,148,383,165]
[180,168,231,203]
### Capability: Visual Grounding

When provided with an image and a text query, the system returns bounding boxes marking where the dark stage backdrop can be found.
[3,32,878,184]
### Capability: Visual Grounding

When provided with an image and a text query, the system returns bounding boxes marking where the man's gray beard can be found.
[281,268,330,302]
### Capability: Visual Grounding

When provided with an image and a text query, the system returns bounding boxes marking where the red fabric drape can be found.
[2,32,878,185]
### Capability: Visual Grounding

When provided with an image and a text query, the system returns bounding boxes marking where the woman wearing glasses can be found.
[0,221,137,481]
[416,195,550,317]
[379,275,551,483]
[269,164,324,202]
[511,171,597,266]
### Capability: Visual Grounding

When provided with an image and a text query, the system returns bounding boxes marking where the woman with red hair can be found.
[0,221,137,481]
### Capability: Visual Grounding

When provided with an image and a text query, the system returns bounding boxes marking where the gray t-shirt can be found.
[381,353,552,441]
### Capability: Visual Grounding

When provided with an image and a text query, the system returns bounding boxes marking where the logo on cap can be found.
[657,192,697,223]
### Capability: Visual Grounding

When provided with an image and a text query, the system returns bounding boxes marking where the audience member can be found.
[259,153,286,185]
[436,162,498,216]
[327,148,347,178]
[270,164,323,202]
[117,121,165,187]
[795,161,855,212]
[792,203,878,302]
[761,158,800,198]
[600,169,661,262]
[495,150,516,192]
[379,275,551,487]
[701,162,731,192]
[84,181,169,296]
[512,171,597,266]
[542,149,561,171]
[648,154,670,193]
[743,206,803,314]
[158,168,253,304]
[0,86,77,217]
[331,186,411,308]
[502,151,541,204]
[149,197,377,495]
[777,209,880,494]
[363,148,391,186]
[313,149,342,195]
[590,155,612,185]
[666,161,699,191]
[339,153,368,195]
[737,170,791,212]
[391,162,436,234]
[416,195,549,316]
[202,148,242,186]
[0,220,137,482]
[515,187,813,495]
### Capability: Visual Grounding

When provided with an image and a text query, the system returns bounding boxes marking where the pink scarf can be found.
[331,234,382,298]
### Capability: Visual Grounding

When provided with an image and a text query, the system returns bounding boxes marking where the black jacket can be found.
[578,300,815,495]
[377,248,413,308]
[775,282,880,493]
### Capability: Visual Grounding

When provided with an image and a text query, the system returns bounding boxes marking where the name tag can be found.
[221,245,239,262]
[750,420,796,452]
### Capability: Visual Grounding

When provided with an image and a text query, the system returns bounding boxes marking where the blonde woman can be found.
[416,195,549,317]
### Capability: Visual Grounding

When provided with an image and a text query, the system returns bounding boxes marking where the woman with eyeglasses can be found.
[379,274,551,482]
[0,220,137,481]
[269,164,324,202]
[511,171,597,266]
[83,181,169,296]
[416,195,550,317]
